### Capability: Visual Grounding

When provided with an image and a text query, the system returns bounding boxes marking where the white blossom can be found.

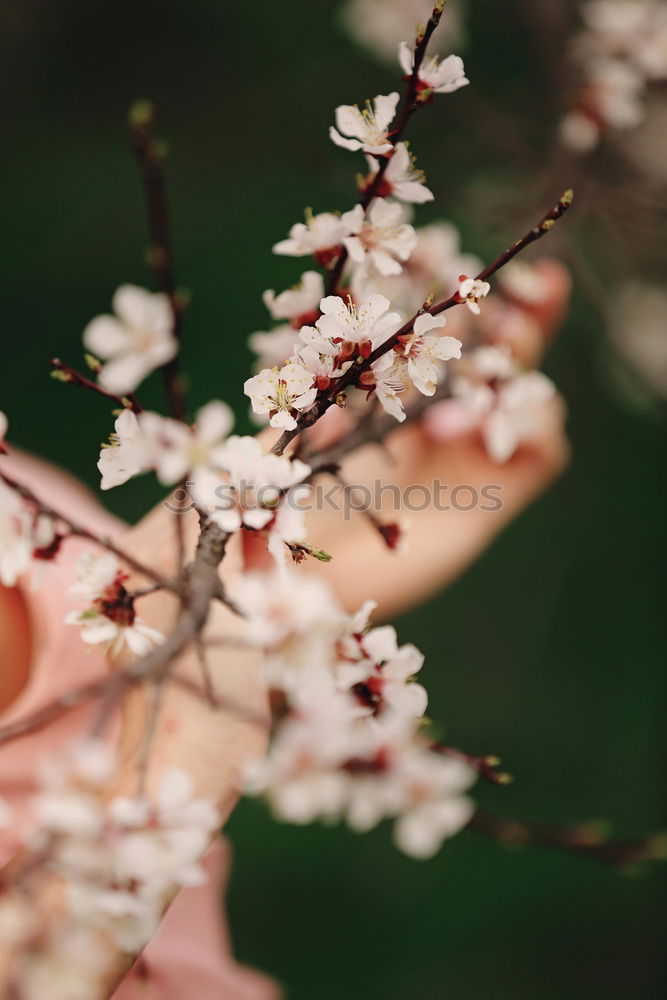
[83,284,177,395]
[366,352,411,422]
[65,551,164,657]
[343,197,417,276]
[98,408,152,490]
[273,207,363,264]
[248,324,300,371]
[263,271,324,325]
[364,141,433,203]
[395,312,462,395]
[244,361,317,430]
[398,42,469,95]
[458,274,491,315]
[191,435,311,544]
[141,399,234,486]
[329,92,400,155]
[302,293,401,361]
[340,0,463,65]
[443,346,557,463]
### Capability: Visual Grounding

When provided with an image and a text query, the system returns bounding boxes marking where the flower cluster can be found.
[244,37,473,430]
[560,0,667,152]
[235,571,476,858]
[98,404,313,562]
[0,745,220,996]
[424,344,557,463]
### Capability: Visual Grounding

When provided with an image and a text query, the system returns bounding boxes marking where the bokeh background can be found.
[2,0,666,996]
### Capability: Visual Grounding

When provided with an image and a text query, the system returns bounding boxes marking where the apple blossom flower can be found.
[191,434,311,543]
[65,551,164,657]
[394,312,462,396]
[0,410,7,452]
[336,623,428,720]
[352,220,481,319]
[296,344,352,391]
[458,274,491,315]
[398,42,469,98]
[273,207,363,266]
[140,399,233,486]
[363,352,411,422]
[233,568,346,688]
[343,197,417,276]
[244,361,317,430]
[426,346,556,463]
[83,284,177,395]
[248,324,300,371]
[98,408,152,490]
[329,92,400,155]
[389,750,476,858]
[263,271,325,327]
[301,293,401,363]
[363,142,433,203]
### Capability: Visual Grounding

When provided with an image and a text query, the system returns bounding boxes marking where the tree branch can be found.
[468,807,667,869]
[324,0,447,296]
[0,470,177,592]
[271,189,574,458]
[128,100,187,422]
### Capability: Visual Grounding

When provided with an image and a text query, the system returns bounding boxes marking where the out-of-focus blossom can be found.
[98,408,152,490]
[248,324,300,372]
[263,271,325,327]
[83,285,177,395]
[64,552,164,657]
[609,282,667,399]
[340,0,464,65]
[425,345,556,463]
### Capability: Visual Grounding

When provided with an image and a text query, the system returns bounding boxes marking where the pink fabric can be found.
[0,451,278,999]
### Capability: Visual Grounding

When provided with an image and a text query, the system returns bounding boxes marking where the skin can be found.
[0,260,570,990]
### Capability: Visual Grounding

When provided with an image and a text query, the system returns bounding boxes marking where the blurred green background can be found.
[2,0,666,996]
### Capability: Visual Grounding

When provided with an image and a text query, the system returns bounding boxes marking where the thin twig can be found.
[271,190,574,458]
[324,1,447,297]
[0,469,178,592]
[128,100,187,422]
[468,808,667,869]
[50,358,143,413]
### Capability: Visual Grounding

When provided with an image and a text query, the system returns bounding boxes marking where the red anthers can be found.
[32,534,65,562]
[94,571,136,626]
